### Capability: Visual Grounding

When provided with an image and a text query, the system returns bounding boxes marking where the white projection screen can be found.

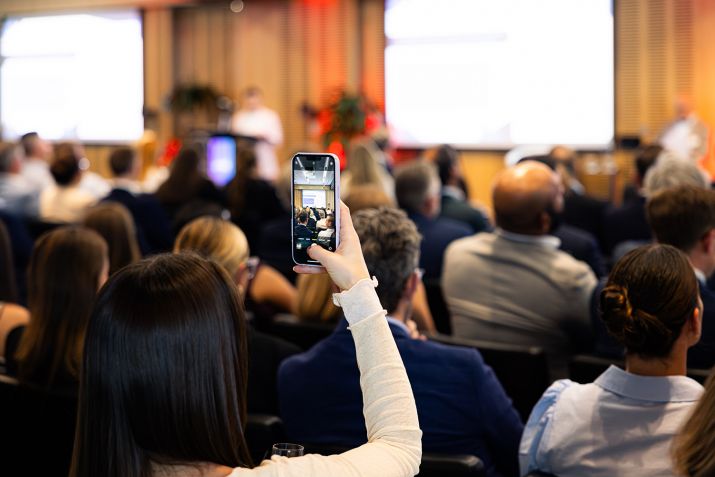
[385,0,614,149]
[0,11,144,142]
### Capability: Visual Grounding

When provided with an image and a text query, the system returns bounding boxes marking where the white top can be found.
[232,106,283,181]
[317,228,335,239]
[519,365,703,477]
[78,171,111,199]
[39,185,96,223]
[21,158,53,192]
[231,278,422,476]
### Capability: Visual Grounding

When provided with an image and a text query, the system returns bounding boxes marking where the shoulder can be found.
[434,216,472,236]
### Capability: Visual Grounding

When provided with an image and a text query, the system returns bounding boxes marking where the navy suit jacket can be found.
[440,193,491,234]
[554,224,605,277]
[602,196,651,255]
[408,212,472,281]
[103,188,173,254]
[278,319,523,477]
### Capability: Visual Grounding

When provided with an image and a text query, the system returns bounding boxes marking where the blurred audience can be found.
[443,161,596,377]
[54,142,110,199]
[40,146,97,223]
[0,220,29,359]
[19,132,53,192]
[429,144,491,233]
[174,217,299,414]
[395,160,471,282]
[341,138,396,202]
[104,146,173,253]
[280,207,522,476]
[520,244,703,477]
[6,227,108,395]
[226,143,283,252]
[154,146,226,228]
[256,165,296,282]
[673,369,715,477]
[0,142,38,217]
[83,202,142,276]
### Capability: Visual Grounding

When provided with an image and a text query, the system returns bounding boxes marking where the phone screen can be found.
[292,153,339,266]
[206,135,237,187]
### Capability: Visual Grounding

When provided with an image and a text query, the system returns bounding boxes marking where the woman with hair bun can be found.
[519,244,703,477]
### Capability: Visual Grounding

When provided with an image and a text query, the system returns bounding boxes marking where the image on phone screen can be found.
[292,153,339,266]
[206,135,237,187]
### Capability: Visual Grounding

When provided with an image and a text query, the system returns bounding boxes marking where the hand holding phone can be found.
[293,202,370,291]
[291,153,340,266]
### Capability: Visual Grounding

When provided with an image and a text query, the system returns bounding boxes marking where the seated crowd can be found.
[0,131,715,477]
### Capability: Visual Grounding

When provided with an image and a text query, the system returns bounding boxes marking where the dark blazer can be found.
[257,212,296,283]
[247,328,301,415]
[278,319,523,477]
[1,212,33,305]
[602,196,651,256]
[554,224,605,277]
[227,178,284,254]
[294,223,313,239]
[408,212,472,281]
[563,192,608,248]
[103,188,173,254]
[440,193,491,234]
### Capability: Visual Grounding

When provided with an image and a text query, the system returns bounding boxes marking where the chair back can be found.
[263,313,336,350]
[245,413,286,463]
[0,374,77,477]
[430,334,550,421]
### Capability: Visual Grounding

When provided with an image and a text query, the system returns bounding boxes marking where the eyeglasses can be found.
[246,256,260,280]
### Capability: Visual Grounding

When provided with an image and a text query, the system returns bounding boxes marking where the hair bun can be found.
[600,285,633,339]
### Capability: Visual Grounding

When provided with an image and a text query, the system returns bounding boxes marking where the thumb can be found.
[307,244,332,265]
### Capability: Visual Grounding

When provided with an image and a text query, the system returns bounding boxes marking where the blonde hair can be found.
[673,369,715,476]
[296,273,340,323]
[174,217,249,277]
[347,139,383,187]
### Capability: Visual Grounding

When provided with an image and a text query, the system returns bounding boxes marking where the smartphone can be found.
[206,134,237,187]
[291,152,340,266]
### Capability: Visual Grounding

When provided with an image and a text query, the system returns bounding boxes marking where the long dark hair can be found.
[226,142,258,218]
[82,202,141,275]
[15,226,108,390]
[155,147,204,205]
[70,253,252,477]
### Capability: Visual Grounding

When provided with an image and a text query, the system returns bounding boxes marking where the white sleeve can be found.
[234,281,422,477]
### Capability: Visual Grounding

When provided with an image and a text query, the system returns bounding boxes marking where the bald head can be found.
[493,161,563,235]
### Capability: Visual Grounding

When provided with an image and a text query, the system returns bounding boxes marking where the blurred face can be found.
[244,93,262,111]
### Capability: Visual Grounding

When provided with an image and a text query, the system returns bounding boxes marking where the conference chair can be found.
[0,374,77,477]
[245,413,287,463]
[262,313,336,350]
[429,334,550,421]
[23,217,62,240]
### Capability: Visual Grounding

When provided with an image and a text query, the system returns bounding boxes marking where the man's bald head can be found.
[493,161,563,235]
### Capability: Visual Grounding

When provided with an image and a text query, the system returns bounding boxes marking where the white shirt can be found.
[20,158,53,192]
[318,228,335,239]
[79,170,111,199]
[0,173,39,217]
[519,365,703,477]
[39,185,97,223]
[232,106,283,181]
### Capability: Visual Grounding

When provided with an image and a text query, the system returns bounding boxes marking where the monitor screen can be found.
[206,135,237,187]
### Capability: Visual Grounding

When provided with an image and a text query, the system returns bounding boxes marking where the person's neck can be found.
[625,346,688,377]
[389,299,411,324]
[688,252,713,281]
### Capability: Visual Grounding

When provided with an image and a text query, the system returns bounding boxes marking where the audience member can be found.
[673,368,715,477]
[54,142,110,199]
[256,165,296,282]
[341,138,396,201]
[293,211,312,239]
[70,207,421,477]
[295,273,342,323]
[645,185,715,369]
[0,142,38,217]
[0,219,29,358]
[19,131,53,192]
[317,215,335,239]
[443,161,596,376]
[0,212,33,305]
[280,207,521,476]
[154,146,226,226]
[430,144,491,233]
[174,217,299,414]
[395,160,471,281]
[39,146,97,223]
[643,154,709,194]
[104,146,173,253]
[226,144,284,252]
[520,244,703,477]
[83,202,142,276]
[6,227,108,395]
[315,209,328,229]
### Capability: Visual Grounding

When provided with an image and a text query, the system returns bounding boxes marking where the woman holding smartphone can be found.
[70,203,422,477]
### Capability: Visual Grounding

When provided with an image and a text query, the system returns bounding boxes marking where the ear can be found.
[539,210,551,234]
[702,229,715,255]
[689,304,703,344]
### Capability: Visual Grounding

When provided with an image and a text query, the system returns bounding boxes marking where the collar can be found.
[594,365,703,403]
[442,185,465,201]
[693,267,707,286]
[386,316,411,336]
[496,228,561,249]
